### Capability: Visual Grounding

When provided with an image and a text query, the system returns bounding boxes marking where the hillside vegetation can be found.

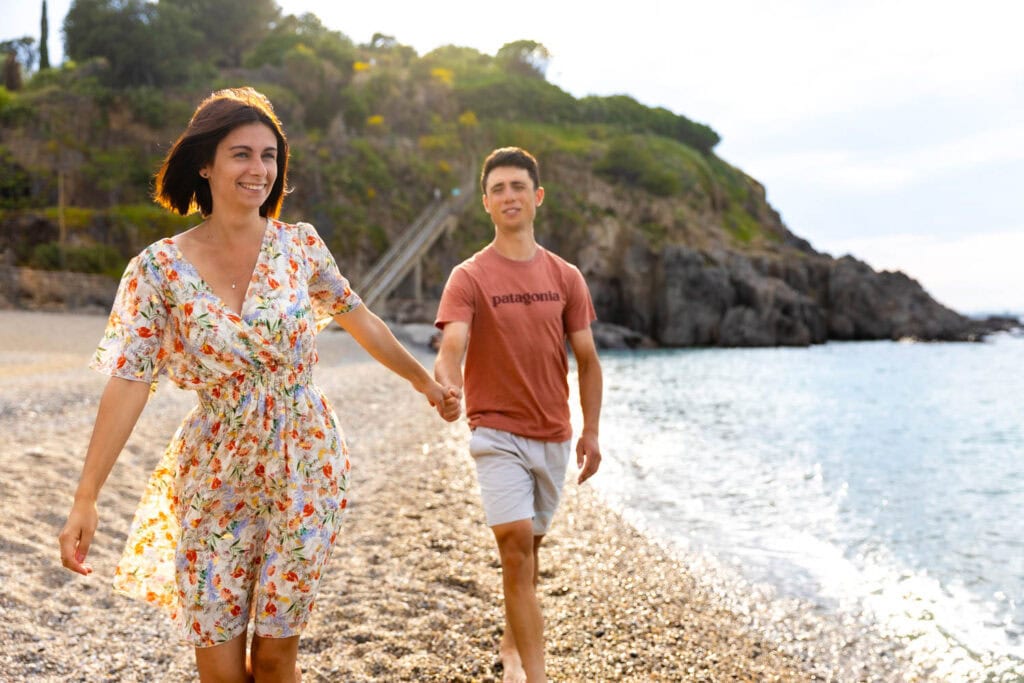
[0,1,977,346]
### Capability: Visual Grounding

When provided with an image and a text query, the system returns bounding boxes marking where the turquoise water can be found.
[575,332,1023,680]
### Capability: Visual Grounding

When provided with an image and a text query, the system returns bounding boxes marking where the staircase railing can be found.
[359,179,475,309]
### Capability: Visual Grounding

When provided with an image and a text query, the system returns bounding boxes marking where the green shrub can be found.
[595,137,681,196]
[594,134,712,198]
[0,89,35,125]
[41,207,95,233]
[0,145,32,209]
[122,86,190,128]
[107,203,194,245]
[579,94,720,154]
[724,204,762,244]
[29,242,125,277]
[455,74,577,124]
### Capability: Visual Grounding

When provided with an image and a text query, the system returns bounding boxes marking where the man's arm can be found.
[434,321,469,393]
[568,327,603,484]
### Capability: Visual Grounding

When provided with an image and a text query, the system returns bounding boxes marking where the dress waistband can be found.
[196,366,317,414]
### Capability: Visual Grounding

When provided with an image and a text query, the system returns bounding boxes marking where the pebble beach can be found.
[0,310,913,682]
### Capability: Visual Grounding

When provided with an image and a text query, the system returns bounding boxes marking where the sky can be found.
[6,0,1023,314]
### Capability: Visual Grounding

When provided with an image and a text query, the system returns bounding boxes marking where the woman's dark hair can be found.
[154,87,289,218]
[480,146,540,194]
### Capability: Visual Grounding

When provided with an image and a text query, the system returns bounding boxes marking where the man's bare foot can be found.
[499,629,527,683]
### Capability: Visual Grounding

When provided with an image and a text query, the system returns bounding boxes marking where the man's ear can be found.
[535,186,545,207]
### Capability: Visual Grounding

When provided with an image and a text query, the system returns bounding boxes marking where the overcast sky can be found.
[7,0,1022,313]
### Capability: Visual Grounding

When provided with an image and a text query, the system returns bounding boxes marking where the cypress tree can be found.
[39,0,50,70]
[3,52,22,91]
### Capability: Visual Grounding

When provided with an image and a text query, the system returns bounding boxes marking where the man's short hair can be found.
[480,147,540,194]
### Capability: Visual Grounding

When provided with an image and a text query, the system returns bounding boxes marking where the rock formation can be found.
[538,161,986,347]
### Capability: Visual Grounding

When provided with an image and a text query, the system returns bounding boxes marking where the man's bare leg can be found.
[499,534,545,682]
[493,521,546,682]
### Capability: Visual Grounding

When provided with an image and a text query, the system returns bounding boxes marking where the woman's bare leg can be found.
[250,634,301,682]
[195,632,249,683]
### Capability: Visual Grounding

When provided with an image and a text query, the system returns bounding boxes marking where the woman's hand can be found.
[58,376,150,576]
[58,499,98,576]
[421,380,462,422]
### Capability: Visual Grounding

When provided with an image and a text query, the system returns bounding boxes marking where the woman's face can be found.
[201,122,278,216]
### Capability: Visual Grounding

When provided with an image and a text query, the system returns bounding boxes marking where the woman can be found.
[57,87,460,682]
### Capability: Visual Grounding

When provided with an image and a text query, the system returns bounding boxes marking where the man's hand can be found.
[438,385,462,422]
[575,432,601,484]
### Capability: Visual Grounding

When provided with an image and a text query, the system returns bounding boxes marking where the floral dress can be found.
[91,219,360,647]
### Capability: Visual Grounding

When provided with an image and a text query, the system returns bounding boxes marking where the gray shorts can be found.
[468,426,571,535]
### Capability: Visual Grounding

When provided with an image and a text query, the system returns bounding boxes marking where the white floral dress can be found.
[92,219,360,647]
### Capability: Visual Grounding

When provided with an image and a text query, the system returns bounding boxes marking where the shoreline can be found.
[0,310,912,681]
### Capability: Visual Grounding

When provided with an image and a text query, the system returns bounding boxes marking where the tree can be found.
[164,0,280,68]
[3,52,23,91]
[496,40,551,79]
[421,45,491,80]
[39,0,50,70]
[65,0,156,84]
[0,37,36,74]
[64,0,199,86]
[246,12,354,72]
[370,33,397,50]
[366,33,417,67]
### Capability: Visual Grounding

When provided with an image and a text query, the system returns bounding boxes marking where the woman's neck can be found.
[202,212,266,244]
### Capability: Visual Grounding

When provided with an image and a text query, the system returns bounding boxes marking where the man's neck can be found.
[491,229,537,261]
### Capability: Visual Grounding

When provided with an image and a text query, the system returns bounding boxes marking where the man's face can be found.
[482,166,544,232]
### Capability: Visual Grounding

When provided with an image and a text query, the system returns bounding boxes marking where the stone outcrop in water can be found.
[585,244,979,347]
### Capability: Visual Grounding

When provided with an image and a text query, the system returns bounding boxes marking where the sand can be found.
[0,310,913,682]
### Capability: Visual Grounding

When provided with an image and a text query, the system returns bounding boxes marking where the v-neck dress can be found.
[91,219,361,647]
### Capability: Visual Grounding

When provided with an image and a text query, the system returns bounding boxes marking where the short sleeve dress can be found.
[91,219,360,647]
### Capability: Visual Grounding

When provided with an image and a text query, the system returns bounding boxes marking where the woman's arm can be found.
[335,305,460,420]
[58,376,151,575]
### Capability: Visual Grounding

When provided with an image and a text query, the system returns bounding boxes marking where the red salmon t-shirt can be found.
[435,244,597,441]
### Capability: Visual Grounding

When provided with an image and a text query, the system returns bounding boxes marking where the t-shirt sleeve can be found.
[435,266,475,329]
[298,222,362,331]
[90,253,169,384]
[563,265,597,334]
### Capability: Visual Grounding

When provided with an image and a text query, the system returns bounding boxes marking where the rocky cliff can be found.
[521,156,982,348]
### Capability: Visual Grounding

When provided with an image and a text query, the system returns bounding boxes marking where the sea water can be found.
[573,332,1023,680]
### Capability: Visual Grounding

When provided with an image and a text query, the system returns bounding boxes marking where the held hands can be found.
[58,499,98,576]
[439,385,462,422]
[425,381,462,422]
[576,431,602,484]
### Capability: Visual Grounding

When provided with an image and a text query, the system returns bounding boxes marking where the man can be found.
[434,147,603,682]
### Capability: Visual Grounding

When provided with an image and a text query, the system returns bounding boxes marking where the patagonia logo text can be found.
[491,291,561,308]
